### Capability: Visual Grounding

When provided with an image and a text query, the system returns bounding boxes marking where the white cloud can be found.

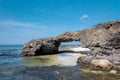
[80,14,88,20]
[0,20,44,28]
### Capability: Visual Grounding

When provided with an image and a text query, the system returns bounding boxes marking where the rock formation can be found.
[77,20,120,71]
[22,37,60,56]
[21,31,86,56]
[22,20,120,71]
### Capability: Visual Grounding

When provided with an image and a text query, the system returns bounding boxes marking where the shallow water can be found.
[22,53,81,67]
[0,45,120,80]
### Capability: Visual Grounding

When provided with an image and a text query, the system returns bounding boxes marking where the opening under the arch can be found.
[59,41,90,53]
[60,41,81,46]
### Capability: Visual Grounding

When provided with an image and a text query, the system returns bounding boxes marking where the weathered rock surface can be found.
[22,20,120,71]
[77,20,120,71]
[21,37,60,56]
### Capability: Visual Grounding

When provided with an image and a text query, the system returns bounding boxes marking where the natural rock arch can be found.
[21,20,120,57]
[21,31,84,56]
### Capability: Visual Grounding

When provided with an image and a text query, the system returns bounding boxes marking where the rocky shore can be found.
[77,20,120,72]
[21,20,120,72]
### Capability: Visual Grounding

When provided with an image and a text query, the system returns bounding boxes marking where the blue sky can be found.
[0,0,120,44]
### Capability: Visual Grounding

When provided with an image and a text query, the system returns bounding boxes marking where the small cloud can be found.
[80,14,88,20]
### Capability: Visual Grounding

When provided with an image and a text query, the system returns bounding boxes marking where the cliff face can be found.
[21,20,120,71]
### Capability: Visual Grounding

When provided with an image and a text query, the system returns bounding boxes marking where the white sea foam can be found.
[71,47,90,52]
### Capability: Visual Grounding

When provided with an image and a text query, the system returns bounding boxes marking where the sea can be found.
[0,45,120,80]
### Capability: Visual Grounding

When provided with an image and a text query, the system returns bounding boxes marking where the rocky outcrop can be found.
[77,20,120,71]
[21,37,60,56]
[22,20,120,71]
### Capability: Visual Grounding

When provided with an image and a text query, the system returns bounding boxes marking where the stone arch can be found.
[21,30,87,56]
[58,41,81,53]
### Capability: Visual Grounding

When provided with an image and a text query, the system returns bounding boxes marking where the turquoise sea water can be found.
[0,45,120,80]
